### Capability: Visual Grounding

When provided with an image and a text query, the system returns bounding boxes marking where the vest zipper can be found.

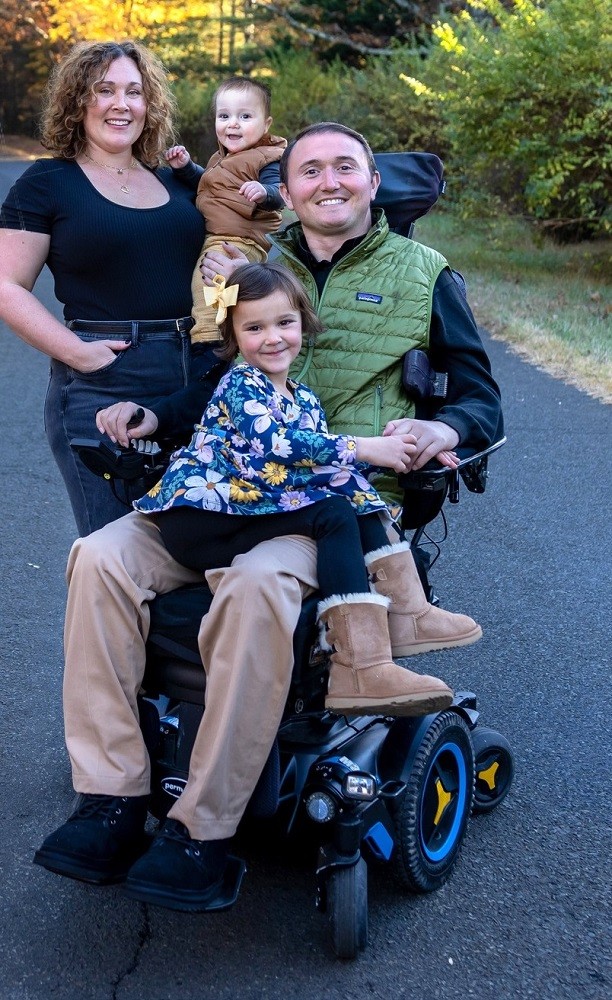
[373,383,383,435]
[296,268,327,383]
[298,332,316,382]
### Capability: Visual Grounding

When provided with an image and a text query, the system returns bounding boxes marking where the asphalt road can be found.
[1,159,610,1000]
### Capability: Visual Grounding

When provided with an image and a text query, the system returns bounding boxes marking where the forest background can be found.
[1,0,610,400]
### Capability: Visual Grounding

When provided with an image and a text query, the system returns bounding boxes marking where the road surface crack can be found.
[111,902,151,999]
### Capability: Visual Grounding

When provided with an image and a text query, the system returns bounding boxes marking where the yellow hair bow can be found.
[203,274,239,325]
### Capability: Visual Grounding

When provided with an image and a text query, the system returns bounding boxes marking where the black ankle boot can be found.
[34,793,150,884]
[123,819,229,911]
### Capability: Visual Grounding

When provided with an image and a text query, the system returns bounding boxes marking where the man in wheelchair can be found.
[34,123,503,912]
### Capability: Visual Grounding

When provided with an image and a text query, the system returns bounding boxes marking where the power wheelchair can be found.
[70,152,514,958]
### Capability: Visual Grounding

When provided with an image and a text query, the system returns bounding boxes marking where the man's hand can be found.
[200,243,250,286]
[355,434,418,473]
[383,418,460,470]
[96,402,159,448]
[164,145,191,169]
[239,180,267,203]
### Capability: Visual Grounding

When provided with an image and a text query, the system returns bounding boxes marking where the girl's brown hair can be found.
[216,262,323,361]
[39,40,177,167]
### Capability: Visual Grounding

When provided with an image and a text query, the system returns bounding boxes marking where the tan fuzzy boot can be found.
[365,541,482,657]
[318,593,453,717]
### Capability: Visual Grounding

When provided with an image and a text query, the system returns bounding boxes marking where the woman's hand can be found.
[96,402,159,447]
[71,339,131,374]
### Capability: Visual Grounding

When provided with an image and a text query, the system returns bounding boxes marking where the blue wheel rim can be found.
[419,740,468,863]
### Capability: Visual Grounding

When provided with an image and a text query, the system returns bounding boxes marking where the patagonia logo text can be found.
[356,292,383,304]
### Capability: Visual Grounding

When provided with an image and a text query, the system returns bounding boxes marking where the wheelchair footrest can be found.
[123,855,246,912]
[199,855,247,912]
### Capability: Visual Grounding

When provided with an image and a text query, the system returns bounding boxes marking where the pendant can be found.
[120,184,129,194]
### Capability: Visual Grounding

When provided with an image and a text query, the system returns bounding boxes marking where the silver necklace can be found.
[85,153,138,194]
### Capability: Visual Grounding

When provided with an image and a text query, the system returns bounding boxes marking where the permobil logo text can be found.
[161,777,187,799]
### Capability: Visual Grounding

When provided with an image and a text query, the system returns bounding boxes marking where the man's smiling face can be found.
[280,131,380,248]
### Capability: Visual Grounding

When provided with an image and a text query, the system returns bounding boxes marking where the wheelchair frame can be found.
[124,439,513,958]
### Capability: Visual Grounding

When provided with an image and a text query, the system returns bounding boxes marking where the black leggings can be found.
[156,496,390,598]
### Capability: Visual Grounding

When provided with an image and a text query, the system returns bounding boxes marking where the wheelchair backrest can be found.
[372,152,445,239]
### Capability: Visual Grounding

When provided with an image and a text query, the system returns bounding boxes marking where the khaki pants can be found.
[63,511,318,839]
[190,235,268,343]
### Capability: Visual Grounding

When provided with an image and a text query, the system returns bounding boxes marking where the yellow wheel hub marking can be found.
[433,778,452,826]
[478,760,499,791]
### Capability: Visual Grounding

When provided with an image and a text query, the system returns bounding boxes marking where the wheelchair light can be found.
[305,791,337,823]
[343,772,377,801]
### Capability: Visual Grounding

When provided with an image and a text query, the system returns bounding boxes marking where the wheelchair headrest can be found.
[373,152,445,238]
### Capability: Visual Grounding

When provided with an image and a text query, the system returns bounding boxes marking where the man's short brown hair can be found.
[280,122,377,186]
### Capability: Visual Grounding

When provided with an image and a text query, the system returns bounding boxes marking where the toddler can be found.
[166,77,286,342]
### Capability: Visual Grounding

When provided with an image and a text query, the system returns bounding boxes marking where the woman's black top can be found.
[0,158,205,321]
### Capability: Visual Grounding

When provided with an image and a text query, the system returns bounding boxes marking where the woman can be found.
[0,41,220,535]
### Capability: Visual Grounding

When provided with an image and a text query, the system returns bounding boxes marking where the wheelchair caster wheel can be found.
[391,710,475,893]
[327,858,368,959]
[471,726,514,814]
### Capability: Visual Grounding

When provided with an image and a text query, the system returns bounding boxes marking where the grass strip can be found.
[414,210,611,404]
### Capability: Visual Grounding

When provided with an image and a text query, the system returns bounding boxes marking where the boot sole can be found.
[34,848,134,885]
[33,836,151,886]
[123,855,246,912]
[391,625,482,658]
[325,691,454,717]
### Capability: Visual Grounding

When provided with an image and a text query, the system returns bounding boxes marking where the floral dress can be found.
[134,364,391,520]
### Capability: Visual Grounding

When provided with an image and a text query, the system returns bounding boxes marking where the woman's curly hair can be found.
[39,40,177,167]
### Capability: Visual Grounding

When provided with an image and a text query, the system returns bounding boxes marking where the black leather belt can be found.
[67,317,194,334]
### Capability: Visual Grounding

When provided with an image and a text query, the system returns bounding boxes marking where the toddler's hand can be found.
[165,145,191,169]
[239,180,267,203]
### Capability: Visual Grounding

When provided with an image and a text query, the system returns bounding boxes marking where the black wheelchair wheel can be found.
[391,711,475,893]
[471,726,514,815]
[327,858,368,959]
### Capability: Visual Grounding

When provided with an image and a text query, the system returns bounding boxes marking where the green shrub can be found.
[267,46,446,154]
[410,0,612,239]
[328,47,446,154]
[173,78,218,163]
[266,49,347,138]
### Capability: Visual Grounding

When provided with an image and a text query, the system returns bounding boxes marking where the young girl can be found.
[134,263,479,716]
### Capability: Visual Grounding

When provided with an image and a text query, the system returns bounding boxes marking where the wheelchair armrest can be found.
[70,437,173,483]
[399,437,506,491]
[455,436,506,494]
[398,437,506,530]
